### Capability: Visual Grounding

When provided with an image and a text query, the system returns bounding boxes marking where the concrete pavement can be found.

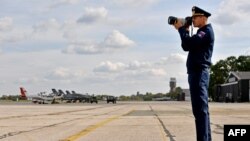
[0,101,250,141]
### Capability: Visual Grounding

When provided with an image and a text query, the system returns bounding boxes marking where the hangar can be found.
[216,72,250,102]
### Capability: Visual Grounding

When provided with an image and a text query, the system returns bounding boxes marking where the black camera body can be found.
[168,16,192,27]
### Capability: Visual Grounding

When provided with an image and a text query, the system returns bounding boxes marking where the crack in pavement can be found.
[149,105,176,141]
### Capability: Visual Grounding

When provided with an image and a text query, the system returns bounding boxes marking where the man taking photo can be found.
[171,6,214,141]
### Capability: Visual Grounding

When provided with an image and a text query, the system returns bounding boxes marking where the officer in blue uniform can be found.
[172,6,214,141]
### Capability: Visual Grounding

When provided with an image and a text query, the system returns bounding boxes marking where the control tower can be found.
[169,77,176,93]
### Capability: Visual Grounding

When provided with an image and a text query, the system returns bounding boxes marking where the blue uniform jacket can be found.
[178,24,214,73]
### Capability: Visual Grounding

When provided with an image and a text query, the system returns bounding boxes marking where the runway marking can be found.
[63,109,134,141]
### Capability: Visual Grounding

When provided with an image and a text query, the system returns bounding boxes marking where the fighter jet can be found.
[51,88,64,101]
[59,90,91,103]
[20,87,55,104]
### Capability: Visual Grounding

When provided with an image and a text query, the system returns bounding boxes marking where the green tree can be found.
[119,95,130,101]
[209,55,250,100]
[168,87,182,100]
[236,55,250,71]
[143,93,153,101]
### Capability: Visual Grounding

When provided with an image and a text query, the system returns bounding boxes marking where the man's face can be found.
[192,16,204,27]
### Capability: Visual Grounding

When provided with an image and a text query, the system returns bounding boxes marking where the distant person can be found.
[171,6,214,141]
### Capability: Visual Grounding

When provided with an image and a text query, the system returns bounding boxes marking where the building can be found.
[216,71,250,102]
[169,77,176,93]
[182,89,191,101]
[169,77,190,101]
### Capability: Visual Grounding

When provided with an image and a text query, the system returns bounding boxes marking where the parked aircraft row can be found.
[20,87,92,104]
[19,87,116,104]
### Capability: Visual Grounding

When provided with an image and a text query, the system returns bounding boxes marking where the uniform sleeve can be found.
[178,26,209,51]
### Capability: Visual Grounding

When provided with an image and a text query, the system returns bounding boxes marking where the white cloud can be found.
[0,17,13,31]
[211,0,250,40]
[62,30,135,54]
[33,19,61,33]
[30,19,66,42]
[77,7,108,24]
[108,0,159,7]
[50,0,80,8]
[46,67,85,80]
[63,43,99,55]
[127,60,152,70]
[213,0,250,25]
[213,13,239,26]
[0,33,28,44]
[62,30,77,39]
[62,41,102,54]
[93,60,167,81]
[104,30,135,48]
[50,68,72,79]
[94,61,126,73]
[65,41,102,54]
[59,0,79,4]
[0,28,29,44]
[160,53,186,64]
[115,68,167,82]
[149,68,167,76]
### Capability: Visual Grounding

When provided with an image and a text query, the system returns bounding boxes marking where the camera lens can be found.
[168,16,177,25]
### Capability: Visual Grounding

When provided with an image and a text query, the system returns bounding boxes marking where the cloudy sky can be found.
[0,0,250,96]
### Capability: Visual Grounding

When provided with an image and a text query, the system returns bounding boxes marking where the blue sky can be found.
[0,0,250,96]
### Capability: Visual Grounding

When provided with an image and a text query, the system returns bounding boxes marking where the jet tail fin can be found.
[58,89,65,96]
[20,87,27,99]
[66,90,71,95]
[52,88,59,96]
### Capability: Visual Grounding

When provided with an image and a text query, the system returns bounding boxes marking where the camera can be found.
[168,16,192,27]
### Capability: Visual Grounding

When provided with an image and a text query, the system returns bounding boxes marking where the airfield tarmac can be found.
[0,101,250,141]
